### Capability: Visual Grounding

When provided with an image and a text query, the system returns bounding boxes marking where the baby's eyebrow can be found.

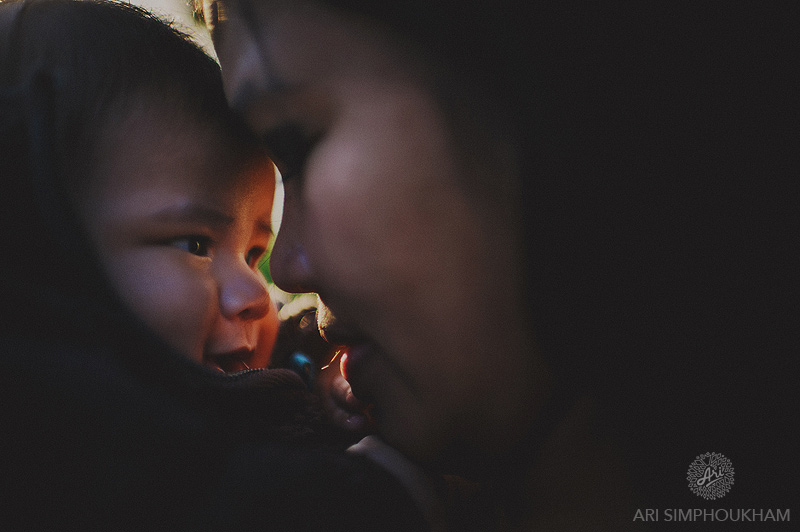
[151,203,234,229]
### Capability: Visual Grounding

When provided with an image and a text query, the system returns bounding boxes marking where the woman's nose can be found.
[219,263,270,321]
[268,184,317,294]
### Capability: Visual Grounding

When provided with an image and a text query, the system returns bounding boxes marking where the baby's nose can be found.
[219,265,270,321]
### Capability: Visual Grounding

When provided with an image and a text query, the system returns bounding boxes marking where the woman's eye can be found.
[173,236,211,257]
[261,122,320,182]
[246,246,266,268]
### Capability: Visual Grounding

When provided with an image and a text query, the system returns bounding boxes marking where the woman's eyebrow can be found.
[150,203,235,229]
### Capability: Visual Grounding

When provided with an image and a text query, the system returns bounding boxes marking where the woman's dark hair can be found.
[0,0,254,343]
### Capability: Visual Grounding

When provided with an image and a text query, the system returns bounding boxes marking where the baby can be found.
[76,75,280,374]
[1,0,281,374]
[2,0,367,433]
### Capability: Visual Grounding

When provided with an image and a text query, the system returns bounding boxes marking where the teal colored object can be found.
[289,352,315,390]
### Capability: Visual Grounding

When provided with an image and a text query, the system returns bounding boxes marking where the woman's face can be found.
[205,0,550,462]
[79,102,278,372]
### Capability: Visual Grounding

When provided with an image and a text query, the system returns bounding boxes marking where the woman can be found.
[201,1,797,529]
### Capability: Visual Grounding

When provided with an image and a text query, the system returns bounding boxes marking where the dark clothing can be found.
[0,335,428,531]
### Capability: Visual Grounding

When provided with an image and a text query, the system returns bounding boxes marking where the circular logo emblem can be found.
[687,452,734,500]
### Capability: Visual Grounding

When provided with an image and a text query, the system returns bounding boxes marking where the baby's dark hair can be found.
[0,0,256,341]
[1,0,256,189]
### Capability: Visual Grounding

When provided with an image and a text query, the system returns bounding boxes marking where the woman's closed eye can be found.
[171,236,212,257]
[261,121,321,182]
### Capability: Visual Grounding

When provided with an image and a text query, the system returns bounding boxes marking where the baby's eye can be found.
[172,236,212,257]
[246,246,266,268]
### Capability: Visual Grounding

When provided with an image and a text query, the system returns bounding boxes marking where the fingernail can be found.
[345,414,366,431]
[345,389,359,407]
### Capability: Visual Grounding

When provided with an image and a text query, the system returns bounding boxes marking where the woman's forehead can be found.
[209,0,421,81]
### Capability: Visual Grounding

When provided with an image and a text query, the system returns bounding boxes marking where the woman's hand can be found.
[316,363,373,434]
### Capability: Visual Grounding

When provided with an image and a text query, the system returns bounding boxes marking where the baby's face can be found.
[79,103,278,371]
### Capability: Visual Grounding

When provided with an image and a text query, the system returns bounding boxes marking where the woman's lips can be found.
[314,303,378,402]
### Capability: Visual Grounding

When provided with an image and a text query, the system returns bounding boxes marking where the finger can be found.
[328,402,371,433]
[328,373,368,411]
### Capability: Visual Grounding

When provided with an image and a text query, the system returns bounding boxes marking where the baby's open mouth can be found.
[205,348,255,373]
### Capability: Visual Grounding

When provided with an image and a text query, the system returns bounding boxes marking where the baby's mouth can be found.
[205,347,256,373]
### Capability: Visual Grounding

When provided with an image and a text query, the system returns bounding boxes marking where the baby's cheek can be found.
[151,278,216,364]
[100,250,201,361]
[140,259,220,364]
